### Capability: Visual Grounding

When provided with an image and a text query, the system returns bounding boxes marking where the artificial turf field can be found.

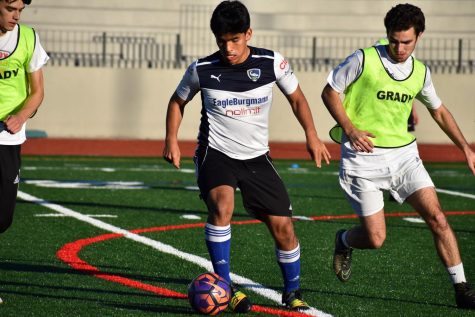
[0,155,474,317]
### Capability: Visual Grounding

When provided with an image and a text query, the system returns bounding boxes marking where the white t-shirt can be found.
[327,45,442,169]
[0,24,49,145]
[176,47,298,160]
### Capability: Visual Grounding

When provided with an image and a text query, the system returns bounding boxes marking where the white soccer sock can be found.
[447,263,466,284]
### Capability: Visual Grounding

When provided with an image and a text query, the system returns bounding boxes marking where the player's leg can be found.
[0,145,21,233]
[194,147,251,313]
[195,148,235,284]
[333,210,386,282]
[205,185,253,313]
[406,187,475,309]
[407,187,460,266]
[204,185,235,284]
[0,178,18,233]
[0,145,21,304]
[239,153,309,311]
[334,167,388,281]
[261,214,310,311]
[394,153,474,310]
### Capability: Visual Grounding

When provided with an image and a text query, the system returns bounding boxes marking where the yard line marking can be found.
[17,190,332,317]
[35,213,118,218]
[436,188,475,200]
[402,217,425,224]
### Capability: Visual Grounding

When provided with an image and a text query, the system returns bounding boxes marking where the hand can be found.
[162,140,181,169]
[347,128,375,153]
[4,114,26,134]
[306,135,331,168]
[464,146,475,176]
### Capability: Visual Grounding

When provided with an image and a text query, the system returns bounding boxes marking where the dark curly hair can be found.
[5,0,32,4]
[384,3,425,36]
[210,1,250,36]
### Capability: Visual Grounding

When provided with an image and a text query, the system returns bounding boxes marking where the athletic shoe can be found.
[229,284,252,313]
[454,282,475,309]
[282,289,310,311]
[333,229,353,282]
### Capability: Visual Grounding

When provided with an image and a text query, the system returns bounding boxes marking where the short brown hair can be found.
[384,3,425,36]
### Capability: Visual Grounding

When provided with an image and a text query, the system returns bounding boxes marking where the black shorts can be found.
[193,147,292,217]
[0,144,21,232]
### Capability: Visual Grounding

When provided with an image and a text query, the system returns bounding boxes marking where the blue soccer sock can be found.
[205,223,231,284]
[276,243,301,293]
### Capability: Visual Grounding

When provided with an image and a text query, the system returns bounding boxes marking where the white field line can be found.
[23,165,338,176]
[17,190,332,317]
[436,188,475,200]
[35,213,118,218]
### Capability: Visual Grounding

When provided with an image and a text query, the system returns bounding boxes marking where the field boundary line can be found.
[436,188,475,199]
[17,190,332,317]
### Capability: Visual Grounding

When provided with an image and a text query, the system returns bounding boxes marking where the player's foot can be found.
[282,289,310,312]
[229,284,252,313]
[333,229,353,282]
[454,282,475,309]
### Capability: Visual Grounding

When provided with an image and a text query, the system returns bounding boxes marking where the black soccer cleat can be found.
[282,289,310,312]
[454,282,475,309]
[229,284,252,313]
[333,229,353,282]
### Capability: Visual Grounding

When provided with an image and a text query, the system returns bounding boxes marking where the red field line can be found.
[56,211,475,317]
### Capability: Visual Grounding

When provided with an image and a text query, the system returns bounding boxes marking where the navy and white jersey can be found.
[176,46,298,160]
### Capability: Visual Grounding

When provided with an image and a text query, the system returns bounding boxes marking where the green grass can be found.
[0,156,474,316]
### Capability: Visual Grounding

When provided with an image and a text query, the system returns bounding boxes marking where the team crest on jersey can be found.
[247,68,261,82]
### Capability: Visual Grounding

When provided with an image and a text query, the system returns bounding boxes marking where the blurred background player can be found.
[321,3,475,310]
[163,0,330,312]
[0,0,48,303]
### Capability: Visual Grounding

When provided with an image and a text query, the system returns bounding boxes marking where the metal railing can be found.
[43,30,183,69]
[40,29,475,74]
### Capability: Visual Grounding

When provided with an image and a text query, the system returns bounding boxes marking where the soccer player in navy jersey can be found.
[163,0,330,313]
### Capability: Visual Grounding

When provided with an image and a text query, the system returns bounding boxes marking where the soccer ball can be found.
[187,272,231,315]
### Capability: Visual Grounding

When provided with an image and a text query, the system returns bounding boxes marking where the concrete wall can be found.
[27,67,474,144]
[22,0,475,38]
[21,1,475,144]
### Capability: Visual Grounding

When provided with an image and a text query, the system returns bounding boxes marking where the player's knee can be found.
[427,212,449,233]
[270,221,296,248]
[367,231,386,249]
[207,203,233,224]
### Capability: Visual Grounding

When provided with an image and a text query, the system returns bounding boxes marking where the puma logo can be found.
[210,74,221,82]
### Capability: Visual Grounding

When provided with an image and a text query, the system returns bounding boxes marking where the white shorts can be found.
[339,145,434,217]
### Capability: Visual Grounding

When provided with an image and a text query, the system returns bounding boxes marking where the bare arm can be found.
[5,69,44,133]
[429,104,475,175]
[163,92,188,169]
[321,83,375,153]
[286,85,330,167]
[411,103,419,125]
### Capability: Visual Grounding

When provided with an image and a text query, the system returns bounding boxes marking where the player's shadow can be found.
[103,302,195,314]
[0,279,160,299]
[303,287,455,309]
[0,286,192,315]
[0,260,191,286]
[16,199,258,220]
